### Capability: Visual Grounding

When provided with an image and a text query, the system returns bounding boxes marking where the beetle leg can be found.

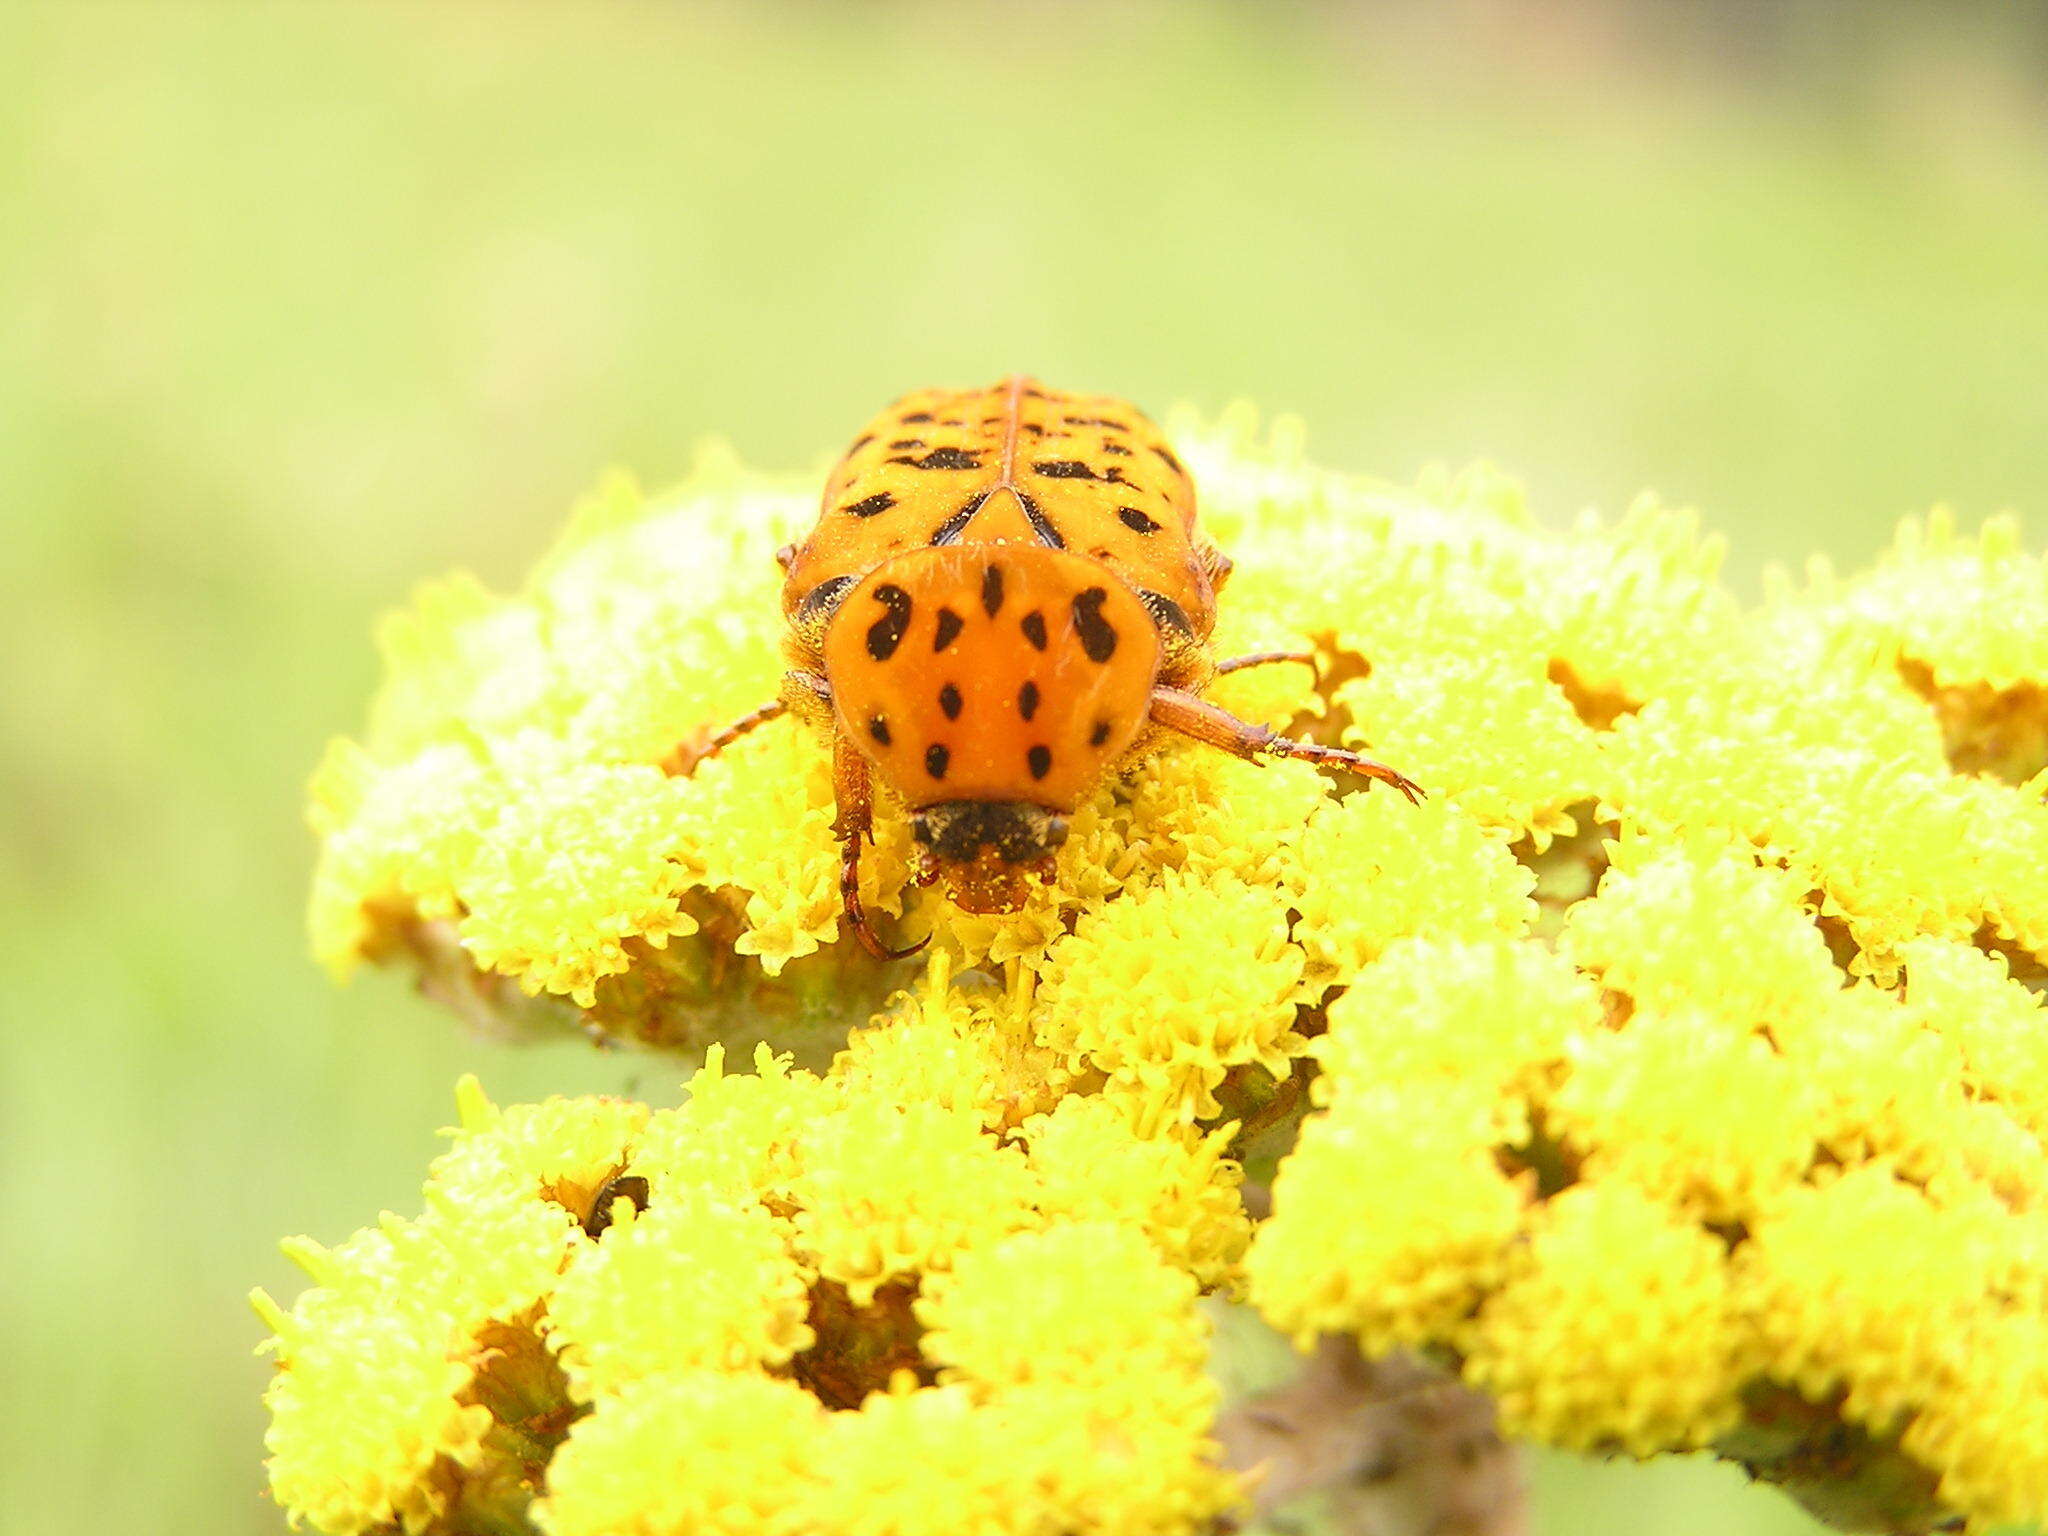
[705,699,787,755]
[832,737,927,961]
[1149,685,1425,803]
[1215,649,1316,678]
[659,697,787,776]
[663,670,835,777]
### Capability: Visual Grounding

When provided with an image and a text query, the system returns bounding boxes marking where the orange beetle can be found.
[698,378,1422,956]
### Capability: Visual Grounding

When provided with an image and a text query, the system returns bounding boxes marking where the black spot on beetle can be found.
[1033,459,1099,480]
[1020,611,1048,651]
[1100,464,1134,487]
[1022,421,1045,436]
[846,433,875,452]
[869,716,892,746]
[1152,444,1183,474]
[1017,491,1065,549]
[1118,506,1161,534]
[843,491,897,518]
[1019,680,1040,720]
[1138,588,1194,639]
[981,563,1005,617]
[1090,720,1113,747]
[1064,415,1126,429]
[901,411,934,423]
[938,683,962,720]
[865,584,913,661]
[930,491,987,545]
[1101,441,1132,456]
[888,438,924,450]
[888,447,981,470]
[794,575,856,628]
[925,743,950,780]
[1071,587,1119,662]
[1027,744,1053,781]
[932,607,964,652]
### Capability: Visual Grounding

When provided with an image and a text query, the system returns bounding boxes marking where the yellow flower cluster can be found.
[295,411,2048,1531]
[256,1038,1244,1535]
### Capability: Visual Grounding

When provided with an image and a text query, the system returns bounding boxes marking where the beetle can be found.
[694,377,1421,957]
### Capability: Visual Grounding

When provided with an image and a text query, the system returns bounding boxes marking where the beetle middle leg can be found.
[663,670,833,776]
[1149,685,1424,803]
[1215,649,1316,677]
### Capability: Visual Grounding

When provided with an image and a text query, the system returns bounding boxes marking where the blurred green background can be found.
[4,2,2045,1532]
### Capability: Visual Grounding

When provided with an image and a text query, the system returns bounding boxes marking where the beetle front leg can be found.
[661,670,833,777]
[659,698,786,776]
[831,736,927,961]
[1149,685,1425,803]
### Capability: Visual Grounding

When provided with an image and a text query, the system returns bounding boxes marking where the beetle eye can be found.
[1043,815,1069,849]
[910,815,934,845]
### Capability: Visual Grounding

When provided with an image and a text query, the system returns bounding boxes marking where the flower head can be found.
[297,413,2048,1532]
[258,1062,1245,1536]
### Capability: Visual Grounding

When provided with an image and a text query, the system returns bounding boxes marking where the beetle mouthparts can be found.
[910,800,1069,866]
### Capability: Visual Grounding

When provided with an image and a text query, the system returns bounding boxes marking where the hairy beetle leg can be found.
[1149,685,1425,804]
[660,698,787,776]
[1214,649,1317,677]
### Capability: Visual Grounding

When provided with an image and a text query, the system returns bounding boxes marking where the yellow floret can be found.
[810,1385,1028,1536]
[1737,1165,2045,1438]
[305,739,492,974]
[1558,833,1842,1037]
[546,1189,812,1396]
[1287,790,1537,990]
[533,1372,825,1536]
[261,1306,492,1536]
[918,1224,1208,1398]
[785,1096,1039,1304]
[257,1194,577,1534]
[1464,1181,1750,1455]
[425,1084,650,1225]
[817,1376,1238,1536]
[1542,498,1742,712]
[1315,935,1603,1137]
[1900,936,2048,1138]
[831,951,1069,1131]
[667,723,898,974]
[1903,1310,2048,1529]
[1033,868,1309,1131]
[1247,1087,1530,1352]
[1790,985,2048,1209]
[1109,743,1332,893]
[1548,1007,1817,1224]
[1019,1094,1249,1289]
[454,747,703,1006]
[630,1043,838,1198]
[1333,650,1605,846]
[1599,670,2000,983]
[1783,508,2048,780]
[999,1379,1241,1536]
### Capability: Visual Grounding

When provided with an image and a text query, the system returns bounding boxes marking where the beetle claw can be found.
[853,916,929,961]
